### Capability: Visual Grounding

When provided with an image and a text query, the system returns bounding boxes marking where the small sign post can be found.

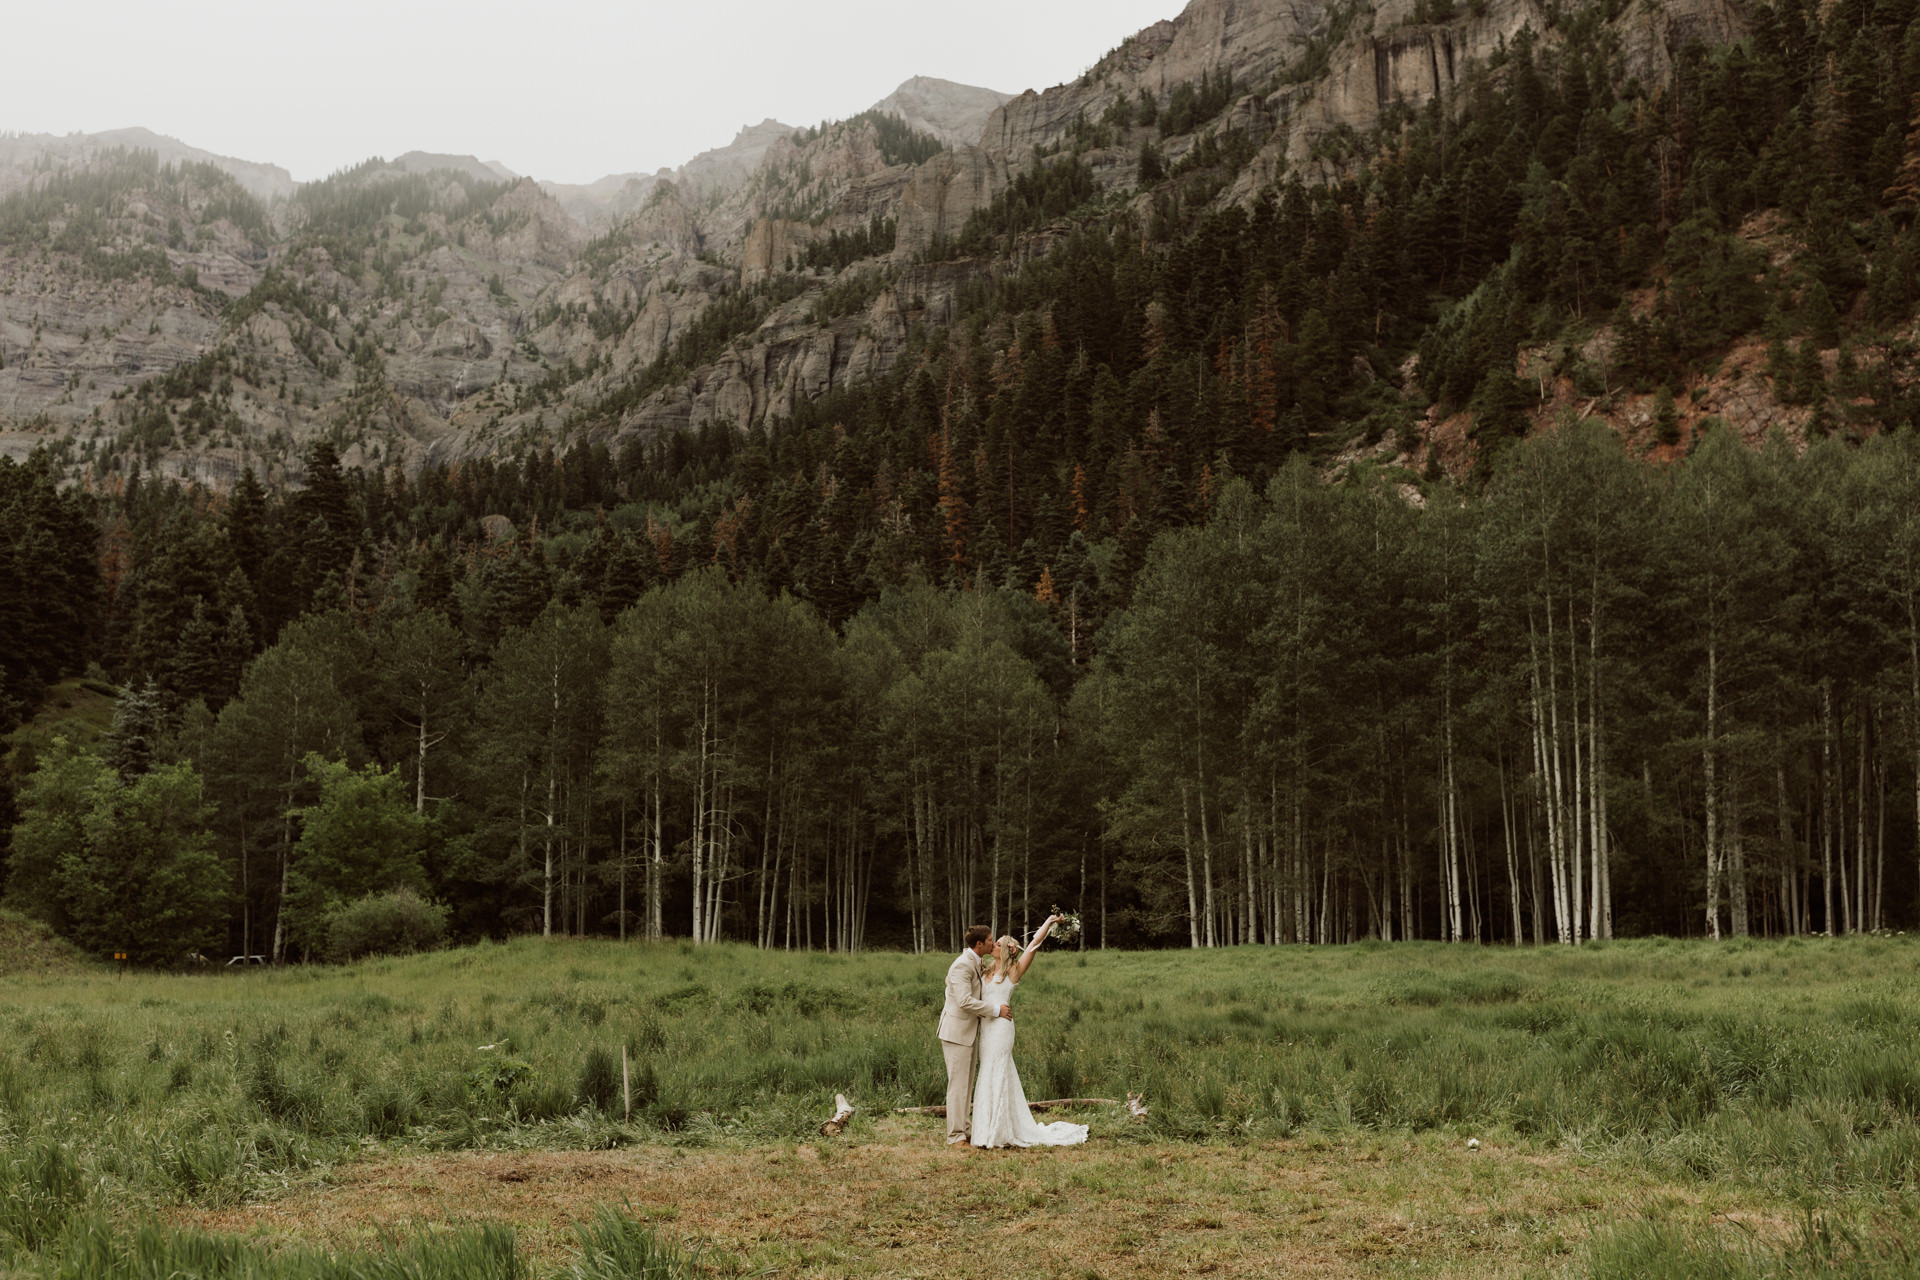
[114,950,128,974]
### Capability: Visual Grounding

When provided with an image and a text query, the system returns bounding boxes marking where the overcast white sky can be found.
[2,0,1184,186]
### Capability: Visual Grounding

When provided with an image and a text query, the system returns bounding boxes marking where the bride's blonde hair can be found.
[990,935,1020,981]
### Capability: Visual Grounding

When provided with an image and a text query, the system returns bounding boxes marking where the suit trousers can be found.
[942,1037,976,1141]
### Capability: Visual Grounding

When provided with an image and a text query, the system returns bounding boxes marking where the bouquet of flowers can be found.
[1047,906,1083,944]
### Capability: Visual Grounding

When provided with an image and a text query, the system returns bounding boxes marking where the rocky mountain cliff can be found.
[870,77,1016,146]
[539,119,802,228]
[0,0,1841,497]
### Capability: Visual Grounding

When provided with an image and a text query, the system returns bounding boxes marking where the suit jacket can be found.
[938,949,997,1046]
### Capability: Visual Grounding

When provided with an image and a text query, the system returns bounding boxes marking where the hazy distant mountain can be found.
[535,170,660,229]
[869,77,1014,147]
[0,77,1009,232]
[539,118,802,227]
[393,152,519,185]
[0,126,295,203]
[536,80,1011,227]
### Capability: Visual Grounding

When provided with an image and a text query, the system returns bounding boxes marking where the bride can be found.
[971,914,1088,1149]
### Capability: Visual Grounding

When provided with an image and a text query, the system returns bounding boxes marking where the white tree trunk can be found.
[1822,682,1836,934]
[1500,755,1523,945]
[1181,781,1201,949]
[1566,599,1585,945]
[1529,624,1571,945]
[691,679,711,943]
[1704,635,1720,941]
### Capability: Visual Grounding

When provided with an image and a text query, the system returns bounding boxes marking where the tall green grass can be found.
[3,1212,699,1279]
[40,1219,529,1279]
[567,1204,698,1280]
[1587,1206,1920,1278]
[0,936,1915,1272]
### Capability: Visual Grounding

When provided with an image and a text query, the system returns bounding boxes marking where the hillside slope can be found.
[0,909,99,975]
[0,0,1908,521]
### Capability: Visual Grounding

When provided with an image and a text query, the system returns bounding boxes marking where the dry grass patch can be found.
[178,1121,1775,1278]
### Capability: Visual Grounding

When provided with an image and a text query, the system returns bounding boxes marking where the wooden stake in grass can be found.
[622,1045,631,1123]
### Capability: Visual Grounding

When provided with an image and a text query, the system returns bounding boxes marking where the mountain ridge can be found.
[0,126,297,203]
[0,0,1891,505]
[0,73,1018,236]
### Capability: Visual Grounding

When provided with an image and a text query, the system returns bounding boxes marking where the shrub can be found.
[570,1205,696,1279]
[323,889,448,962]
[577,1046,619,1114]
[628,1058,660,1111]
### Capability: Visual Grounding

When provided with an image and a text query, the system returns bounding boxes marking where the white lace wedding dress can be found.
[970,976,1089,1149]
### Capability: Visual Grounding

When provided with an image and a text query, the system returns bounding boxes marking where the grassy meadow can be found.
[0,932,1917,1277]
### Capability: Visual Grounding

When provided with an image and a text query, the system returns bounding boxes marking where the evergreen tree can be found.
[104,677,168,781]
[224,466,270,586]
[0,451,101,714]
[162,598,228,710]
[298,439,358,580]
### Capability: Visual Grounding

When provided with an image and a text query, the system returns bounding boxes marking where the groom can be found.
[938,924,1013,1145]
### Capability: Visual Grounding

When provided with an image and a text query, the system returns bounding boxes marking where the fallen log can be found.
[893,1098,1123,1117]
[819,1092,857,1136]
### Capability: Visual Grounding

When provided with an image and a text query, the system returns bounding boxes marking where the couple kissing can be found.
[937,916,1087,1150]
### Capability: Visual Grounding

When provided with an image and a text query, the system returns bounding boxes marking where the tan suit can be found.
[938,949,998,1141]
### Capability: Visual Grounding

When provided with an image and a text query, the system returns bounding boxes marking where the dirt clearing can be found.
[178,1120,1762,1277]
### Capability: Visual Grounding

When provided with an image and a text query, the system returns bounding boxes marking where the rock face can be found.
[981,0,1748,174]
[1273,0,1554,173]
[979,1,1312,161]
[1608,0,1750,84]
[871,77,1016,147]
[677,120,798,202]
[891,147,1007,259]
[627,182,705,257]
[541,120,799,227]
[741,219,817,282]
[0,267,225,423]
[613,264,976,442]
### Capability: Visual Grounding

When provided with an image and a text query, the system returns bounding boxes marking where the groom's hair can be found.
[964,925,992,948]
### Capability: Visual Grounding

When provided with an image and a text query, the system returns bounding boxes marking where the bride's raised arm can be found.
[1010,914,1063,982]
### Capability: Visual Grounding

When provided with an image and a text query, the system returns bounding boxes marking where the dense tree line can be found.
[0,454,100,724]
[6,421,1920,961]
[1101,426,1920,946]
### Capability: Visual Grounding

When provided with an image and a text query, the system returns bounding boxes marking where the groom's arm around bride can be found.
[937,925,1011,1145]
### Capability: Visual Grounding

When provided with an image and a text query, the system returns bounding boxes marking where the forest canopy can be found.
[6,418,1920,961]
